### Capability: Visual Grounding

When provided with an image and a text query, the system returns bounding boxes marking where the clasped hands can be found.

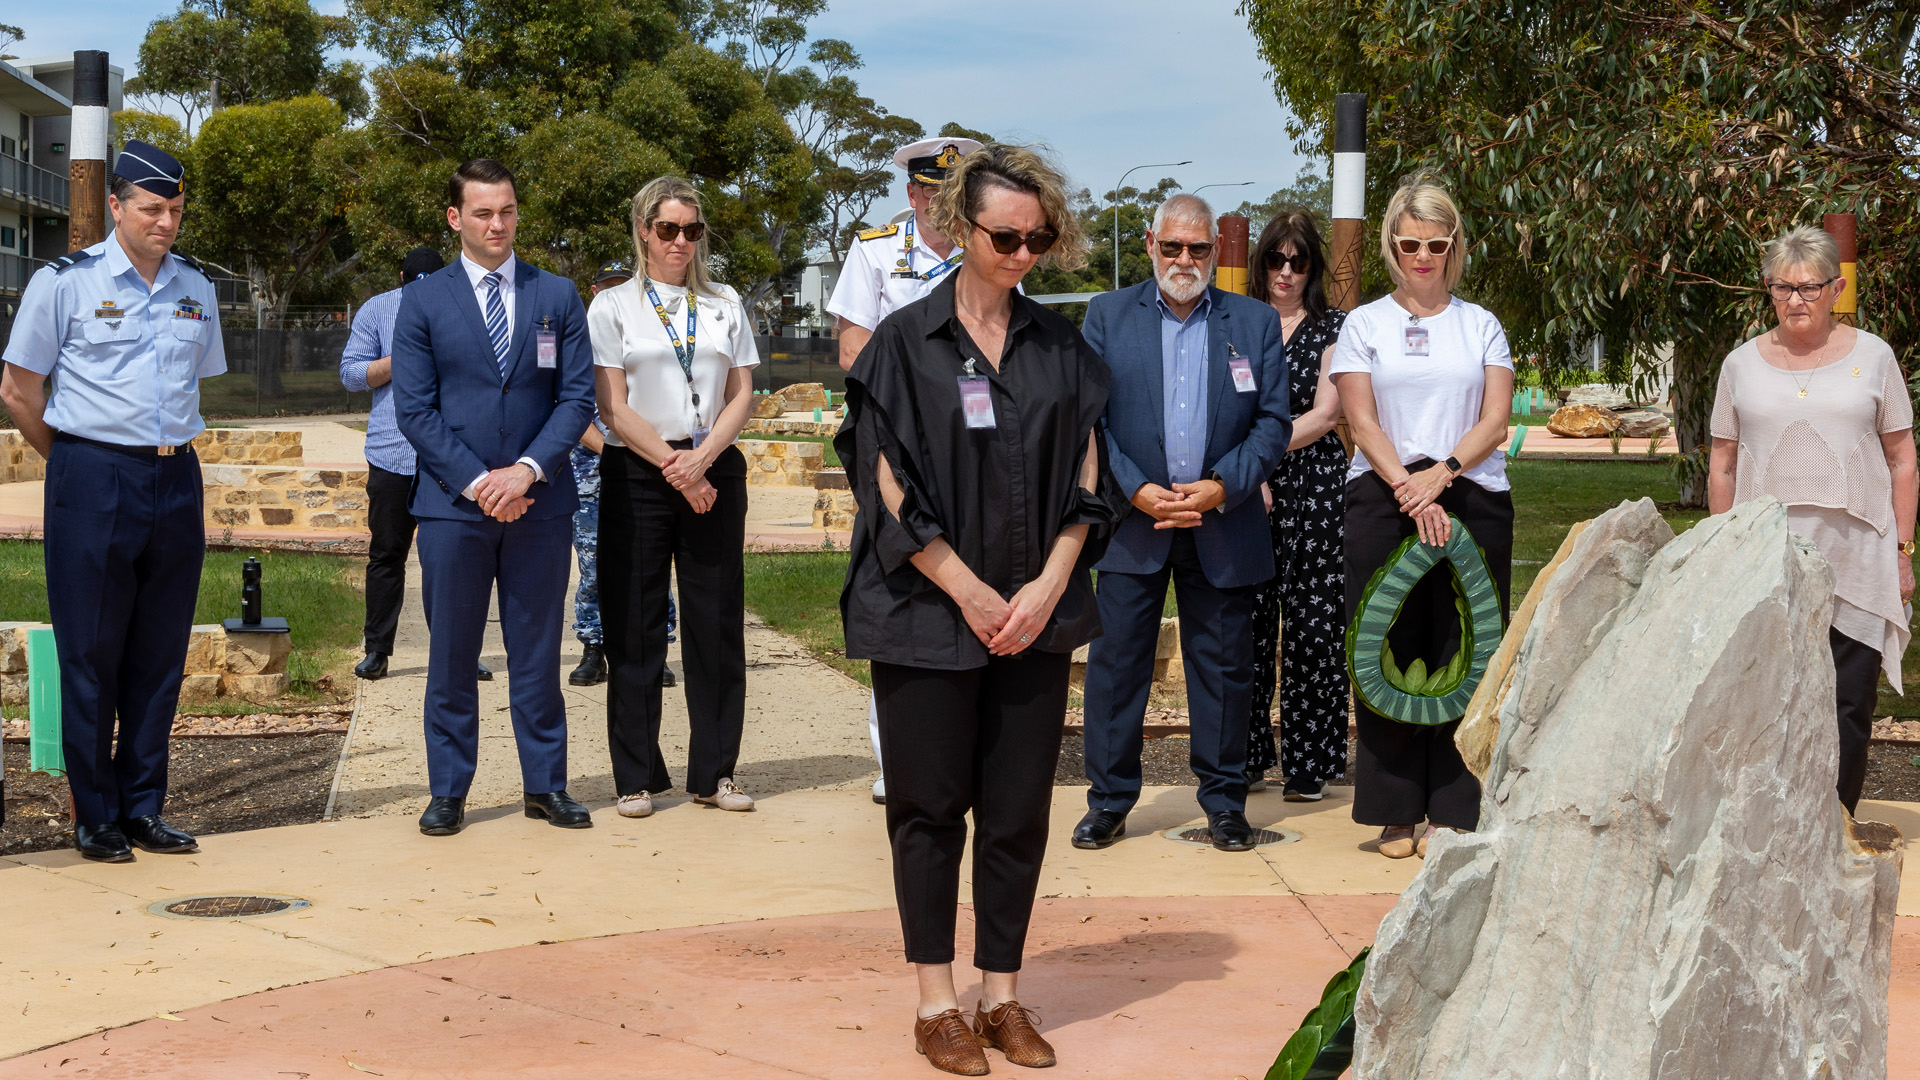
[474,464,536,522]
[958,575,1064,657]
[1133,479,1226,530]
[1393,463,1454,546]
[661,447,718,514]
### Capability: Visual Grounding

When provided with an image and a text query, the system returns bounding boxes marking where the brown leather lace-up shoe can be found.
[974,1000,1056,1068]
[914,1009,990,1075]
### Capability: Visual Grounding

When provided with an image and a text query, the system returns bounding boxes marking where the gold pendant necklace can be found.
[1777,330,1831,399]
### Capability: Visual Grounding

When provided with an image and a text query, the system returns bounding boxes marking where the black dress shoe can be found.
[661,665,676,688]
[122,814,199,854]
[74,823,134,862]
[1208,810,1257,852]
[477,662,494,681]
[524,790,592,828]
[1071,809,1128,850]
[419,796,466,836]
[569,644,606,686]
[354,652,389,680]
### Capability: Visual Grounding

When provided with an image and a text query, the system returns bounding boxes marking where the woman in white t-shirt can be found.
[590,175,761,820]
[1329,179,1516,860]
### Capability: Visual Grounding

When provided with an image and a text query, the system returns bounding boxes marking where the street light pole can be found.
[1190,181,1255,199]
[1113,159,1191,288]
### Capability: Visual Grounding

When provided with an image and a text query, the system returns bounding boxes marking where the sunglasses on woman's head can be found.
[649,220,706,242]
[1392,235,1452,257]
[971,221,1059,255]
[1156,240,1215,260]
[1263,249,1312,273]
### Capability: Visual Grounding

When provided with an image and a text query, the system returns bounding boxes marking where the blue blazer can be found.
[1084,281,1291,589]
[391,258,595,522]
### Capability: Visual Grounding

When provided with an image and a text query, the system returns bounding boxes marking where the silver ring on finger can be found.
[1020,633,1031,643]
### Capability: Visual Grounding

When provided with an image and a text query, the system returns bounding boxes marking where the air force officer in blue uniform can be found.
[0,141,224,862]
[1073,194,1291,853]
[391,159,596,836]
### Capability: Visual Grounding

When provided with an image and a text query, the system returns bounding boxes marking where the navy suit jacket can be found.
[391,258,595,522]
[1084,281,1291,589]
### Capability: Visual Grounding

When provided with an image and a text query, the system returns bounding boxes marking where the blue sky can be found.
[10,1,1311,208]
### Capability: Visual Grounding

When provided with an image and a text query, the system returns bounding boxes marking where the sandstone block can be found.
[1564,383,1632,409]
[210,507,251,526]
[177,673,222,705]
[222,673,288,704]
[258,469,298,486]
[182,625,227,674]
[0,622,43,675]
[752,394,784,418]
[286,490,330,508]
[225,630,291,675]
[259,508,295,526]
[777,382,830,411]
[1545,402,1620,437]
[308,511,358,529]
[332,493,367,511]
[1356,498,1902,1080]
[0,672,25,706]
[1615,407,1670,439]
[201,465,252,488]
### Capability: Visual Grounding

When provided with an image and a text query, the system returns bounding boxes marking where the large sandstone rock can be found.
[224,630,292,675]
[1565,383,1632,409]
[776,382,831,412]
[751,394,784,419]
[1615,406,1671,439]
[1357,498,1903,1080]
[1545,402,1620,437]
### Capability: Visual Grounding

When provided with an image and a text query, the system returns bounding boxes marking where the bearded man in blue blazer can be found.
[392,159,596,836]
[1074,194,1292,853]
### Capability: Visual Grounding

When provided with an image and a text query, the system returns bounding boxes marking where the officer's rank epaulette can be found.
[857,224,900,242]
[171,251,208,276]
[47,249,101,273]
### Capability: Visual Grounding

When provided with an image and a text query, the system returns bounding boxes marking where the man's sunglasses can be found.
[649,220,706,243]
[1263,248,1313,273]
[1392,235,1453,257]
[1157,240,1215,261]
[971,221,1059,256]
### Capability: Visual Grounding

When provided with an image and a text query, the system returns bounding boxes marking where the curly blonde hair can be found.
[928,143,1089,272]
[630,175,717,298]
[1380,177,1467,291]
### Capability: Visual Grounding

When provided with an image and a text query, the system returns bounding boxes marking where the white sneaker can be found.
[615,792,654,818]
[694,777,755,812]
[872,776,887,805]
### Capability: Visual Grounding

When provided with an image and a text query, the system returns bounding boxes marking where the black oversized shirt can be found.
[836,276,1123,670]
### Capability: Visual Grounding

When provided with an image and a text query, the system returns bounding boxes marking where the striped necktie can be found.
[482,271,510,375]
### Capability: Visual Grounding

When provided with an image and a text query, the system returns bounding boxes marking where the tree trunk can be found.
[1669,334,1723,508]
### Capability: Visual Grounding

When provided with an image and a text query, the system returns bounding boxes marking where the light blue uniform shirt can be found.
[2,232,226,446]
[1159,289,1211,484]
[338,286,415,474]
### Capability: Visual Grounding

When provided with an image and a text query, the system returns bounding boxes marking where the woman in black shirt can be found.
[838,143,1119,1076]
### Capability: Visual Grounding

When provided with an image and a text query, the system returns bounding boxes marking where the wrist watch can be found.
[1900,540,1916,556]
[1443,456,1463,475]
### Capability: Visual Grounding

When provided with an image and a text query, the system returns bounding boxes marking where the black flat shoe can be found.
[477,662,494,681]
[121,814,199,854]
[1208,809,1257,852]
[75,823,134,862]
[1283,778,1327,802]
[354,652,389,680]
[1071,808,1128,850]
[660,665,676,688]
[569,644,606,686]
[524,790,592,828]
[419,796,466,836]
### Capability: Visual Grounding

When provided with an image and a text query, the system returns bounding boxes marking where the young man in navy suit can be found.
[1073,194,1292,853]
[392,159,597,836]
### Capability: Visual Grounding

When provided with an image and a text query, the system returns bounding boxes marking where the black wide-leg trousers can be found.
[1344,464,1512,830]
[362,463,415,655]
[1832,625,1880,815]
[872,652,1071,973]
[600,444,747,799]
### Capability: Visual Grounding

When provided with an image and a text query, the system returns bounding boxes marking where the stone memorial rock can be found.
[1356,497,1903,1080]
[1565,383,1633,409]
[751,394,784,419]
[777,382,830,412]
[1545,402,1620,437]
[1615,406,1671,439]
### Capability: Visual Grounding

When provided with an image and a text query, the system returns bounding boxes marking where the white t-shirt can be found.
[1329,294,1514,491]
[588,278,760,443]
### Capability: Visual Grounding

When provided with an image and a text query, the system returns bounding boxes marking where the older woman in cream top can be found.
[1709,225,1917,815]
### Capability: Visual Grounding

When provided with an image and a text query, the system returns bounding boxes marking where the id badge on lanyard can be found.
[689,402,711,449]
[1404,322,1431,356]
[958,358,996,430]
[1227,343,1256,393]
[536,329,557,368]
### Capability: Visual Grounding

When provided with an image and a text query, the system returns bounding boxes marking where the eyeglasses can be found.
[1765,278,1836,302]
[648,220,706,243]
[1156,240,1216,261]
[1392,235,1453,257]
[1263,249,1312,273]
[970,221,1059,256]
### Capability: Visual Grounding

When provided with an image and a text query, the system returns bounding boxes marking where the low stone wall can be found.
[814,488,857,530]
[0,427,305,485]
[742,417,842,437]
[0,431,42,483]
[738,438,823,487]
[0,621,289,707]
[202,465,369,531]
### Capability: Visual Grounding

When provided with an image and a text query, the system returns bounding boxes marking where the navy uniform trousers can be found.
[416,514,572,797]
[44,436,205,826]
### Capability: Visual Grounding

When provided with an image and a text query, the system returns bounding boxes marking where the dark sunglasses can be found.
[971,221,1059,256]
[1263,248,1313,273]
[1156,240,1215,260]
[649,220,706,243]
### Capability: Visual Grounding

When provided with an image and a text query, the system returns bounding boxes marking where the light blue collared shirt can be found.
[1158,289,1210,485]
[338,286,416,474]
[3,231,226,446]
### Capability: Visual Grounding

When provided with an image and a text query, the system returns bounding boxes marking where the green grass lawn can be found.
[743,551,863,685]
[0,541,363,711]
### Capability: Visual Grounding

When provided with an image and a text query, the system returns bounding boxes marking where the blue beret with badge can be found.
[114,139,186,199]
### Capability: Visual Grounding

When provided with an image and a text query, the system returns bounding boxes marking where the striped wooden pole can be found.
[1823,213,1858,327]
[1329,94,1367,455]
[67,50,110,251]
[1215,215,1250,295]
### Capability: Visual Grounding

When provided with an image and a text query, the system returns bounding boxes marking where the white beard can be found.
[1155,261,1208,304]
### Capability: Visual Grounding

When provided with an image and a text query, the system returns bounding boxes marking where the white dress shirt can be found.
[455,250,546,499]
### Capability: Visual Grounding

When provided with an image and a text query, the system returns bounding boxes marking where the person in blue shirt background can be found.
[0,140,225,863]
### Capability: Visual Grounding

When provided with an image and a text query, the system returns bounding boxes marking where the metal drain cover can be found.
[1162,824,1301,849]
[147,894,311,920]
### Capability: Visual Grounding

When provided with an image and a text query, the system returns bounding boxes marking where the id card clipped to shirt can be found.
[1403,322,1430,357]
[1227,343,1256,393]
[536,323,558,368]
[958,358,996,430]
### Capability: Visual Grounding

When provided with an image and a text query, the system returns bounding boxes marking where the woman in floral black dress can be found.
[1246,212,1349,800]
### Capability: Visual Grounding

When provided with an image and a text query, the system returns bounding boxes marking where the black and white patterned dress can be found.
[1248,309,1349,782]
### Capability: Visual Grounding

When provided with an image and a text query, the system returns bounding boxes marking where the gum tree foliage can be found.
[1241,0,1920,503]
[128,0,367,130]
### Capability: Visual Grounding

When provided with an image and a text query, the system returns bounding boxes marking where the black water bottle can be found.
[241,557,262,625]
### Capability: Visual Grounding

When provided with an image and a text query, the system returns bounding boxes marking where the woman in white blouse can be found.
[1330,178,1516,860]
[590,175,761,820]
[1709,225,1917,815]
